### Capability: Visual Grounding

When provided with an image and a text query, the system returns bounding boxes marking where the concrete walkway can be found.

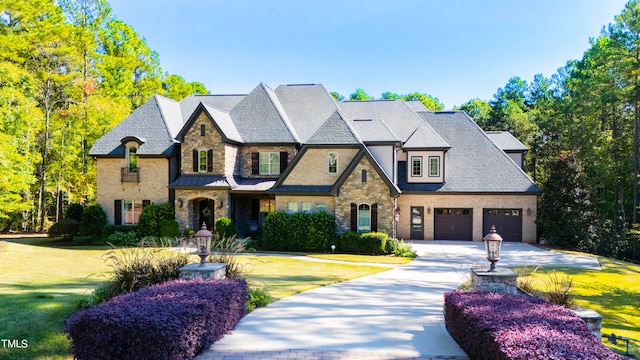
[196,241,601,360]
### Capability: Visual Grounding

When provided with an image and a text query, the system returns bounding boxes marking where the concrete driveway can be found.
[196,241,601,360]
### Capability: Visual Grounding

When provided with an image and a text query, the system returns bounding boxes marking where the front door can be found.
[410,206,424,240]
[198,199,215,230]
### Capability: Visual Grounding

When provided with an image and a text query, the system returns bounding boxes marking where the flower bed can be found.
[67,278,247,360]
[443,290,620,360]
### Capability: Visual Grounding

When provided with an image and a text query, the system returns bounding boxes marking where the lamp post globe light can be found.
[483,225,503,272]
[194,222,212,267]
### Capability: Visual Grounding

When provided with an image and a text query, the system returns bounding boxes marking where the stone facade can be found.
[174,189,231,230]
[397,193,537,242]
[335,157,395,235]
[96,156,170,224]
[182,112,227,175]
[238,145,297,178]
[283,147,359,186]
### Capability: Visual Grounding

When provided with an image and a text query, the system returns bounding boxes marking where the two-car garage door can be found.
[433,208,522,242]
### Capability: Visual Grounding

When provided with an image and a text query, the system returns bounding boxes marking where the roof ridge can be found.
[153,95,178,142]
[261,83,301,143]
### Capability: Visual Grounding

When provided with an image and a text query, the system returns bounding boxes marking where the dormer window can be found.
[128,147,138,173]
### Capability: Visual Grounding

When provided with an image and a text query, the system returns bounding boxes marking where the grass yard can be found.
[516,257,640,357]
[307,253,412,265]
[0,237,389,359]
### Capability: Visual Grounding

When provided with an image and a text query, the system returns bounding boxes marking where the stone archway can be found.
[192,198,214,230]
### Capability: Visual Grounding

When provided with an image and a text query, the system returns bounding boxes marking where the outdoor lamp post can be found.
[194,222,212,267]
[483,225,503,272]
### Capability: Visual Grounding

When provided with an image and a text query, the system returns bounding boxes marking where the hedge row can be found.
[443,290,620,360]
[339,231,390,254]
[261,211,336,252]
[67,278,247,360]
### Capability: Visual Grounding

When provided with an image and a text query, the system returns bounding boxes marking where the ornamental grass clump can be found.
[544,270,574,308]
[444,290,620,360]
[67,278,247,360]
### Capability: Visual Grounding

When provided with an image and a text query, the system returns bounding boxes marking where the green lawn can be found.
[0,237,389,359]
[516,257,640,357]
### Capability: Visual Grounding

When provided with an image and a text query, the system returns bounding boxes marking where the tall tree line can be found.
[459,1,640,261]
[0,0,208,232]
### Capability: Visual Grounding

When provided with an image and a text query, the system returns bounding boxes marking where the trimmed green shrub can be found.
[78,205,107,239]
[48,218,80,240]
[107,231,139,247]
[159,219,179,237]
[262,211,289,250]
[214,217,236,238]
[288,211,311,251]
[137,202,174,237]
[339,232,388,254]
[102,224,138,239]
[247,285,272,312]
[385,237,400,253]
[65,203,84,221]
[308,211,337,252]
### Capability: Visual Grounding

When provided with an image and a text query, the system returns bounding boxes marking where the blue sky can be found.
[108,0,628,109]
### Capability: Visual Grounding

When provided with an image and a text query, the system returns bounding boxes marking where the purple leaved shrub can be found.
[66,278,247,360]
[444,290,620,360]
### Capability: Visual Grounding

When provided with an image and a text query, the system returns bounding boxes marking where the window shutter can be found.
[350,203,357,232]
[114,200,122,225]
[251,152,259,175]
[279,151,288,174]
[192,149,198,172]
[207,150,213,172]
[142,200,151,208]
[371,203,378,232]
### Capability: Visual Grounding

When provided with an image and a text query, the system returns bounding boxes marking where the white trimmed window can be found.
[301,202,312,213]
[287,201,298,214]
[260,152,280,174]
[429,156,440,177]
[123,200,143,225]
[357,204,371,232]
[327,152,338,174]
[411,156,422,177]
[315,203,326,213]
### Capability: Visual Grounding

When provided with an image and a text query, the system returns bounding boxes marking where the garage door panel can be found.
[483,208,522,242]
[434,208,473,240]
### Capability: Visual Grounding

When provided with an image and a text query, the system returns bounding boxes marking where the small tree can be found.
[78,205,107,238]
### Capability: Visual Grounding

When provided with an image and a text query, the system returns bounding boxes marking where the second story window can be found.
[411,156,422,177]
[128,147,138,173]
[429,156,440,177]
[327,152,338,174]
[259,152,280,175]
[199,150,208,172]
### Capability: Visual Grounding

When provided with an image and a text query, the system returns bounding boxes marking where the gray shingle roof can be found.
[485,131,529,152]
[275,84,339,143]
[338,100,425,141]
[228,83,299,143]
[399,111,540,193]
[202,105,243,143]
[306,110,360,145]
[403,122,450,149]
[180,94,245,121]
[90,95,178,157]
[403,100,429,112]
[348,118,399,143]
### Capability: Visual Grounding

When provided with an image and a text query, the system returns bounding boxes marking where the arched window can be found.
[128,147,137,172]
[358,203,371,232]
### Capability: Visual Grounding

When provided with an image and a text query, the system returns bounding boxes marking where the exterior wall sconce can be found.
[177,198,184,208]
[483,225,503,272]
[526,208,531,216]
[427,207,431,214]
[218,200,224,209]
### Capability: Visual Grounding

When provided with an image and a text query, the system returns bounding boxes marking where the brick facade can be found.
[283,147,359,186]
[396,193,537,243]
[174,189,231,231]
[182,112,227,175]
[238,145,297,178]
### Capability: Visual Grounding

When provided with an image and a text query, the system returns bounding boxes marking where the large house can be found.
[90,83,540,243]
